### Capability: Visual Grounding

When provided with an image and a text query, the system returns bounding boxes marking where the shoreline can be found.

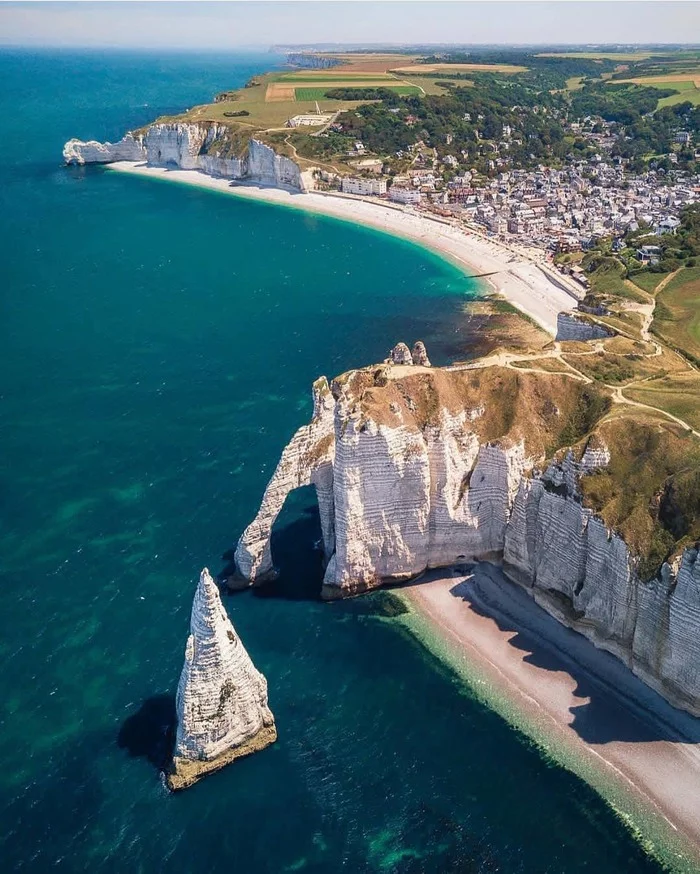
[399,564,700,871]
[105,162,580,336]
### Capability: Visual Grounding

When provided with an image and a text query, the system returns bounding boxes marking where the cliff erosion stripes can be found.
[235,346,700,719]
[168,569,276,791]
[64,124,308,191]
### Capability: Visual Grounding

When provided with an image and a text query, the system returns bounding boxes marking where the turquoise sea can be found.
[0,48,670,872]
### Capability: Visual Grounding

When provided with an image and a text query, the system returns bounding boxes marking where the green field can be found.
[615,73,700,107]
[537,51,662,61]
[657,79,700,107]
[629,270,671,294]
[295,85,421,100]
[271,74,397,83]
[652,268,700,362]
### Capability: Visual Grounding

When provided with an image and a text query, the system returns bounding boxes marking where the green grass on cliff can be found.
[651,267,700,365]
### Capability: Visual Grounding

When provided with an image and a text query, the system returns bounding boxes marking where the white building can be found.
[389,186,422,205]
[341,177,387,196]
[287,113,333,128]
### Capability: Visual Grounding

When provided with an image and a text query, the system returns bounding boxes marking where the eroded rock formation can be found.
[168,568,276,790]
[64,125,306,190]
[556,311,615,342]
[235,349,700,716]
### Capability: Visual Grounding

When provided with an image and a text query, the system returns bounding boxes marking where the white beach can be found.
[402,565,700,865]
[107,162,581,335]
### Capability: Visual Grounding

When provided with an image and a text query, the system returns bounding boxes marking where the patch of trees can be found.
[570,82,675,124]
[223,110,250,117]
[324,87,401,102]
[626,205,700,272]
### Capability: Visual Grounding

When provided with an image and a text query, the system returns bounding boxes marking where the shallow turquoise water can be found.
[0,48,668,872]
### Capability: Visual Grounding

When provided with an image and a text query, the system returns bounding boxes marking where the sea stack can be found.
[167,568,276,791]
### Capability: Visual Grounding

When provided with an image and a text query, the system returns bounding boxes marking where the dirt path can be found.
[654,268,682,295]
[443,337,700,436]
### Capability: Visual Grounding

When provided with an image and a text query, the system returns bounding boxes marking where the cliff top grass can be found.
[340,364,612,459]
[651,267,700,365]
[153,58,423,141]
[333,355,700,579]
[580,413,700,575]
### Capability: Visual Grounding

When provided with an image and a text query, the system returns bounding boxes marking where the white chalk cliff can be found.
[235,345,700,717]
[64,123,306,190]
[168,568,276,790]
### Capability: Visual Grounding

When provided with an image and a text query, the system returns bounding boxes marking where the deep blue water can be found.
[0,48,668,873]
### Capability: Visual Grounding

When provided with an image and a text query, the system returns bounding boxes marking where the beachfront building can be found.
[388,186,422,205]
[341,177,387,197]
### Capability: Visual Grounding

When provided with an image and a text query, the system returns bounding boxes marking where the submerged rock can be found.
[168,568,276,790]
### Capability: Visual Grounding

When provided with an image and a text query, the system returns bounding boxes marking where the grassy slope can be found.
[629,270,671,294]
[652,267,700,363]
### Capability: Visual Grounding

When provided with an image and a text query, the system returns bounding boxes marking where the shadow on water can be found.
[447,567,700,747]
[221,485,325,603]
[117,693,176,771]
[255,503,325,601]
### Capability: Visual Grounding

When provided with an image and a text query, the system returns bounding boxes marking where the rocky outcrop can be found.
[64,124,306,190]
[247,138,305,189]
[556,312,615,342]
[63,133,146,164]
[390,342,413,365]
[412,341,431,367]
[235,377,335,583]
[168,568,276,790]
[234,350,700,716]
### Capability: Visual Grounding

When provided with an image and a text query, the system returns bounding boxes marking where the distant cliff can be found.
[63,122,307,191]
[285,52,342,69]
[234,344,700,718]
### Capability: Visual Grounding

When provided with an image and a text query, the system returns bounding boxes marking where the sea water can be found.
[0,48,670,872]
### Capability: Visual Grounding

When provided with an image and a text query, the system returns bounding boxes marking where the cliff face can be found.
[235,346,700,716]
[63,124,306,190]
[63,133,146,164]
[168,568,276,790]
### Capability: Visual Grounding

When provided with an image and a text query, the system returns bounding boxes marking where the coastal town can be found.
[320,117,699,271]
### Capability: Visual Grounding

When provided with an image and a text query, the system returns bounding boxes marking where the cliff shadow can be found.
[117,693,176,771]
[247,485,325,602]
[447,568,700,746]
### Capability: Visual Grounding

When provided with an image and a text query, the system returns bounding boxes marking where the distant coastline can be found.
[106,161,579,336]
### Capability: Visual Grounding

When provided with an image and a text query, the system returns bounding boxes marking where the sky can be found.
[1,1,699,50]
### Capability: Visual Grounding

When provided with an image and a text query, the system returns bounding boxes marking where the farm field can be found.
[537,51,663,60]
[652,268,700,363]
[264,67,424,103]
[319,53,420,72]
[294,85,420,100]
[398,75,475,95]
[270,72,401,82]
[172,59,426,130]
[615,71,700,106]
[393,62,528,74]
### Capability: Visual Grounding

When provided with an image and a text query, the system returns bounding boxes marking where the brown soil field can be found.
[265,84,297,102]
[324,53,420,72]
[393,63,528,74]
[619,73,700,87]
